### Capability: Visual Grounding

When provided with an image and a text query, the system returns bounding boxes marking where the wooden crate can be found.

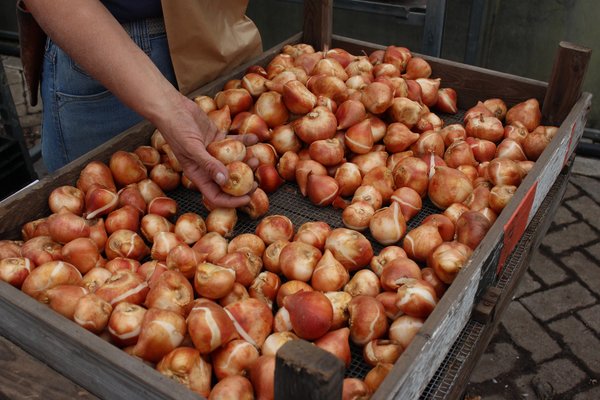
[0,1,592,399]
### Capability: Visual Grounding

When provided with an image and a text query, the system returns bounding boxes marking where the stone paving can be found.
[466,159,600,400]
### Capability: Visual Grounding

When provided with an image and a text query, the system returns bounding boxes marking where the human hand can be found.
[156,94,259,208]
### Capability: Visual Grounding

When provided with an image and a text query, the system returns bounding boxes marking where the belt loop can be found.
[123,19,151,55]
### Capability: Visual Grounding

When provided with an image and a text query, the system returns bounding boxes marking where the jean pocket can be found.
[69,57,94,79]
[52,46,108,98]
[56,87,113,104]
[54,89,142,160]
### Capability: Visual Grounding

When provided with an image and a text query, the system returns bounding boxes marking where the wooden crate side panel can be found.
[435,166,571,399]
[0,123,155,240]
[528,93,591,224]
[371,96,591,398]
[0,282,202,400]
[331,35,548,109]
[489,93,591,272]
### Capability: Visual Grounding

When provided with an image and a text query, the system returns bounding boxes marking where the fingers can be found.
[201,183,253,209]
[245,157,260,171]
[226,133,259,146]
[195,146,229,186]
[214,130,227,143]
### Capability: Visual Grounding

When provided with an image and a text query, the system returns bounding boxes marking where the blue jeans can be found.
[40,18,177,172]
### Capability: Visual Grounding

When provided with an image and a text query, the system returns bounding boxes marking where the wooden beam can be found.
[542,41,592,126]
[302,0,332,50]
[275,340,344,400]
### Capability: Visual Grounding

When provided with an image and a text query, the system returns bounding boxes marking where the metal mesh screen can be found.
[163,110,467,381]
[168,180,443,379]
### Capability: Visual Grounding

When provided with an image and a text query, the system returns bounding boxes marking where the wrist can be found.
[147,87,190,129]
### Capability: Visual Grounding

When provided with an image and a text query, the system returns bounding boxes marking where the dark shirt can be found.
[101,0,163,22]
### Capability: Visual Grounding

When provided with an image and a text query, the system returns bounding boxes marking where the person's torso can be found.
[100,0,163,22]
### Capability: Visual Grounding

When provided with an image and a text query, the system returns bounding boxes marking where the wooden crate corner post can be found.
[302,0,332,50]
[542,41,592,126]
[275,339,344,400]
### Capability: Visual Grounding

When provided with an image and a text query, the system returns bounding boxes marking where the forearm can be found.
[26,0,256,207]
[25,0,183,127]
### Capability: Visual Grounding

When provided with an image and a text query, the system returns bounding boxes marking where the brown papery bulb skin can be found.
[379,256,422,292]
[361,81,394,115]
[487,158,525,186]
[489,184,517,214]
[283,290,333,340]
[369,245,407,277]
[336,99,367,130]
[390,187,422,222]
[293,106,337,144]
[427,241,473,284]
[402,223,444,263]
[220,161,254,197]
[465,115,504,143]
[109,151,148,187]
[389,97,424,129]
[187,299,237,354]
[131,308,187,363]
[225,298,273,349]
[415,78,441,107]
[49,185,85,215]
[348,295,388,346]
[255,91,289,128]
[392,156,429,198]
[436,87,458,114]
[395,278,438,318]
[523,125,558,161]
[239,187,269,220]
[505,98,542,132]
[77,160,116,194]
[209,376,254,400]
[402,56,431,79]
[456,211,492,250]
[314,327,352,368]
[311,249,350,292]
[428,166,474,210]
[282,80,317,115]
[157,347,212,398]
[325,228,374,272]
[369,202,407,246]
[342,201,375,232]
[384,122,419,154]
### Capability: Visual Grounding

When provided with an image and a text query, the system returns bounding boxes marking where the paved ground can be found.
[465,156,600,400]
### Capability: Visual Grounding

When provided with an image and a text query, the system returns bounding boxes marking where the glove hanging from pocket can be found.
[16,0,47,107]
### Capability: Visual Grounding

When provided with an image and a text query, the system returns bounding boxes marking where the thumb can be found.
[197,146,229,186]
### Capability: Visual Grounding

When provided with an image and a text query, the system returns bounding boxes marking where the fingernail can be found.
[216,172,226,185]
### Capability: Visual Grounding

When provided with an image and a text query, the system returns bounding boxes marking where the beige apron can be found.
[161,0,263,95]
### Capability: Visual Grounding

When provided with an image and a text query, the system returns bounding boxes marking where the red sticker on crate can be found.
[497,181,538,274]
